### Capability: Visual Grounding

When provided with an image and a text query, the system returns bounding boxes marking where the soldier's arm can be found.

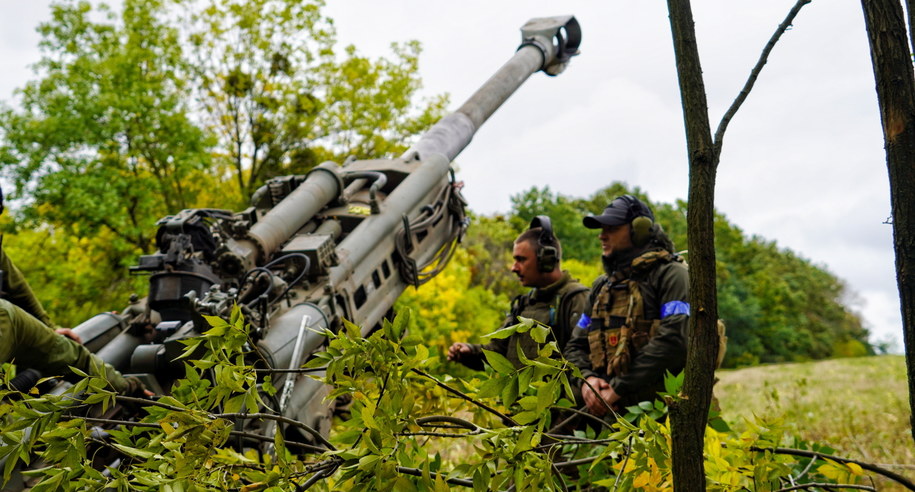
[610,262,689,397]
[562,281,599,381]
[450,308,515,371]
[0,246,54,327]
[6,303,129,392]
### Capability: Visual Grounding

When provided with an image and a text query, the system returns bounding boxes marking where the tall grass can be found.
[716,355,913,488]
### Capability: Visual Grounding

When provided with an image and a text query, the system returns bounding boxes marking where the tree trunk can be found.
[665,1,721,490]
[859,0,915,444]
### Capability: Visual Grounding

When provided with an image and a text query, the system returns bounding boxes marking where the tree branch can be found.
[611,435,635,491]
[401,415,484,437]
[115,395,187,412]
[581,378,617,416]
[415,415,480,431]
[713,0,812,159]
[751,447,915,490]
[774,484,876,492]
[77,416,327,454]
[216,412,335,451]
[548,404,613,433]
[552,455,599,470]
[410,368,518,426]
[394,466,474,488]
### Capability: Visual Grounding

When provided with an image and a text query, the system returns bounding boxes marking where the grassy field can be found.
[715,354,914,488]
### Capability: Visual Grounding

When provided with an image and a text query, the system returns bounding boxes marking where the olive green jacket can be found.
[0,239,130,392]
[563,248,689,407]
[459,271,589,370]
[0,237,53,327]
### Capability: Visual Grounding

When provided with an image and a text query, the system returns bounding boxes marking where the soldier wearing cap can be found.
[0,187,144,395]
[563,195,689,416]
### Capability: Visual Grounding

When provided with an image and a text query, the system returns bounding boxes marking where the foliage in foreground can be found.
[0,310,901,491]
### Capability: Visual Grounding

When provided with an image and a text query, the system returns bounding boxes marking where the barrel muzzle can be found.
[519,15,582,76]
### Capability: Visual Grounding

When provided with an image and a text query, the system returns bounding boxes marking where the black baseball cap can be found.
[582,195,654,229]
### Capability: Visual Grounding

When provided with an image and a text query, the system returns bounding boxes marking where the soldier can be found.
[0,187,143,395]
[564,195,688,416]
[448,216,589,370]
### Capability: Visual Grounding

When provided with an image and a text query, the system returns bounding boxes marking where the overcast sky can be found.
[1,1,904,351]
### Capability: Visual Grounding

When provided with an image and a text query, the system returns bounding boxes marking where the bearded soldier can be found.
[564,195,689,415]
[448,216,588,370]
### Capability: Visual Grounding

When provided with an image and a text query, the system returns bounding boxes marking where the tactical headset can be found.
[528,215,559,272]
[619,195,655,248]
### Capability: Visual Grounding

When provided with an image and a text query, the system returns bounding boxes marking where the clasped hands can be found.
[582,375,621,417]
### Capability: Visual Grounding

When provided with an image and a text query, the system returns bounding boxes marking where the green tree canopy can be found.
[180,0,448,200]
[0,0,210,252]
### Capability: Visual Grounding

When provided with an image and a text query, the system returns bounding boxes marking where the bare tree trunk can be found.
[665,1,719,490]
[859,0,915,444]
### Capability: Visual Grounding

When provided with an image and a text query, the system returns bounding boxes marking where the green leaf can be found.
[483,350,514,374]
[476,377,507,399]
[625,405,643,415]
[514,425,535,454]
[501,375,519,407]
[514,317,535,332]
[529,324,550,344]
[517,366,532,392]
[483,325,519,340]
[112,443,156,459]
[392,476,418,492]
[537,378,559,413]
[663,370,684,396]
[513,411,539,425]
[361,401,378,429]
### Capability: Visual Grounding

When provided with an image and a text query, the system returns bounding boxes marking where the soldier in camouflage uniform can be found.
[564,196,689,416]
[0,188,140,394]
[448,217,588,370]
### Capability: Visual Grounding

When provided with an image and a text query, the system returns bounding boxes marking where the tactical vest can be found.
[509,280,588,354]
[587,250,680,377]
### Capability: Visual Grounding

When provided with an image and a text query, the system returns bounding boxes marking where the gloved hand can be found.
[123,376,154,398]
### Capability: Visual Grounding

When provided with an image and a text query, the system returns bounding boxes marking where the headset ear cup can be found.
[631,216,653,247]
[538,245,558,272]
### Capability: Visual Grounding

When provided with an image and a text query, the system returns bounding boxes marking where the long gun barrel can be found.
[412,15,580,162]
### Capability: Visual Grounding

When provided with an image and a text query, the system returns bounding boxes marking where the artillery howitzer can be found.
[47,15,581,454]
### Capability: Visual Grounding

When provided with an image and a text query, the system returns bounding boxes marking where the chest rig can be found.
[509,281,588,353]
[587,250,677,377]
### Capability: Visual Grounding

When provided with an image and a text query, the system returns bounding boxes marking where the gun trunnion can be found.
[68,15,581,449]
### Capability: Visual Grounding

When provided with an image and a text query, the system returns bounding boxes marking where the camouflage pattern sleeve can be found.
[0,299,129,392]
[0,243,55,327]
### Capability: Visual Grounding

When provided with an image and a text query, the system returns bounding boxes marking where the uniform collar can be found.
[529,270,572,302]
[601,247,644,278]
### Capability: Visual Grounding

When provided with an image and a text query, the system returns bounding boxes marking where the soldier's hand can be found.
[124,376,155,398]
[447,343,472,362]
[582,376,613,416]
[55,328,82,344]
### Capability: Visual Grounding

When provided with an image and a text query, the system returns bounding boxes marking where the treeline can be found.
[399,183,872,368]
